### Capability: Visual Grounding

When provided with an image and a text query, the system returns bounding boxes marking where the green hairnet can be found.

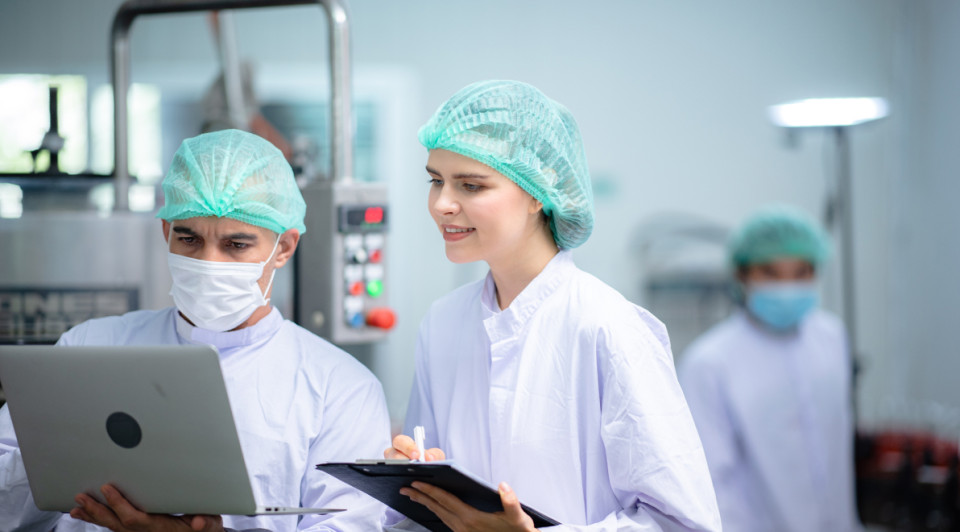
[418,80,594,249]
[156,129,306,235]
[729,205,830,268]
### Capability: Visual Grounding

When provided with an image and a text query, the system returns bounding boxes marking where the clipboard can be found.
[317,461,559,531]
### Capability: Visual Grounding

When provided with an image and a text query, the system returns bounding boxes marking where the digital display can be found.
[339,205,388,232]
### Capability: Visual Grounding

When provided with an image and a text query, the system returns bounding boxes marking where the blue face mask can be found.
[745,282,819,332]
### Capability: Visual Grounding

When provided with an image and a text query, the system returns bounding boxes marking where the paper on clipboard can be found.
[316,460,559,532]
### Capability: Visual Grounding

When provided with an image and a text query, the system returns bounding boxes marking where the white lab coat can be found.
[404,251,722,532]
[0,307,391,532]
[678,309,860,532]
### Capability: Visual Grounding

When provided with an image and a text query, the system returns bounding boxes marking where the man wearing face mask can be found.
[0,129,392,532]
[678,205,861,532]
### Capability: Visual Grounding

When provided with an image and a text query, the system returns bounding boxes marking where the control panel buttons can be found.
[348,248,368,264]
[344,234,364,250]
[343,265,364,282]
[365,307,396,330]
[344,296,364,315]
[339,224,390,331]
[364,233,385,249]
[346,312,365,329]
[366,280,384,298]
[348,281,365,296]
[364,264,384,281]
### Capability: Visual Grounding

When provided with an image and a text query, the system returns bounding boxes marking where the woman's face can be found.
[426,149,544,265]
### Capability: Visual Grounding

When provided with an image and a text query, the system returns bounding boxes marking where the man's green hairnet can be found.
[729,205,830,268]
[418,80,594,249]
[156,129,306,235]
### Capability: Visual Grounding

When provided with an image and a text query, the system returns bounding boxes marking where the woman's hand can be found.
[70,484,224,532]
[383,434,446,461]
[401,481,537,532]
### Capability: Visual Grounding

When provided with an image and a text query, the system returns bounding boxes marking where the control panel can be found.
[297,181,396,345]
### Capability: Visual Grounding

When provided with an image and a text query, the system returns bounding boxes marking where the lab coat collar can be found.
[175,306,283,352]
[481,250,574,345]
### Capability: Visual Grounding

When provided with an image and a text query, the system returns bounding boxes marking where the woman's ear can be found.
[529,199,544,215]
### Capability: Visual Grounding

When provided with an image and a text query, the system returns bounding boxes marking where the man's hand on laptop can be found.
[70,484,224,532]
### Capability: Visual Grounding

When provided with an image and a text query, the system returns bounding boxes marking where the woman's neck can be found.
[488,232,559,310]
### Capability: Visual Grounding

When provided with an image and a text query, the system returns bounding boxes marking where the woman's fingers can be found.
[387,434,419,459]
[425,448,446,461]
[385,434,447,461]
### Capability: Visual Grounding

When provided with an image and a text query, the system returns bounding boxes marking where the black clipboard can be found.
[317,461,559,531]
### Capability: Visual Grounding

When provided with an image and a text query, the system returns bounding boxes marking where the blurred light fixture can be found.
[769,97,888,128]
[768,96,889,420]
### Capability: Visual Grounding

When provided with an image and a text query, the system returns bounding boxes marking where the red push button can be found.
[365,307,396,330]
[348,281,365,296]
[369,249,383,263]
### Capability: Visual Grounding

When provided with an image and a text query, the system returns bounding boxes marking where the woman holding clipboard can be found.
[385,80,721,532]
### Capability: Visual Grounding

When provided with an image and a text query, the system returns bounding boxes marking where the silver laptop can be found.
[0,344,342,516]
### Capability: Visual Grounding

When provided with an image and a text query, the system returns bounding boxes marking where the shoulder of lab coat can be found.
[56,307,178,346]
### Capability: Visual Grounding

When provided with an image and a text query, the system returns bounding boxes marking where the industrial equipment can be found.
[297,181,395,344]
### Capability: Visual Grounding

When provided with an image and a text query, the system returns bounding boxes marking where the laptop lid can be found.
[0,344,338,516]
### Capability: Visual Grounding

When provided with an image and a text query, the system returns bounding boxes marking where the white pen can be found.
[413,425,426,463]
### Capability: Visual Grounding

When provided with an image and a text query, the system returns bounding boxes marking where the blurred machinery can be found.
[857,429,960,531]
[629,213,733,361]
[113,0,397,345]
[1,0,394,348]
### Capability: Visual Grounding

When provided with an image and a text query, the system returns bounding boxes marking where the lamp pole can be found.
[834,126,858,363]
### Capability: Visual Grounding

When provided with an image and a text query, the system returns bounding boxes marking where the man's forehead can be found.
[171,217,269,238]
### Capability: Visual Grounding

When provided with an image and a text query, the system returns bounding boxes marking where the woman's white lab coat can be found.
[679,309,861,532]
[404,251,721,531]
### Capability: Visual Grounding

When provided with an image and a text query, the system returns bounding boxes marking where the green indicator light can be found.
[366,280,384,298]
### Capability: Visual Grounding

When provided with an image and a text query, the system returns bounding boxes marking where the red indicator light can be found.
[369,249,383,263]
[364,207,384,224]
[349,281,365,296]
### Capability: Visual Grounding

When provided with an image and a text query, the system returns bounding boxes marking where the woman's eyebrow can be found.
[425,166,489,180]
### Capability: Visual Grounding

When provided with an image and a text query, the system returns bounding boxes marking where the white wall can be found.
[4,0,952,431]
[883,2,960,428]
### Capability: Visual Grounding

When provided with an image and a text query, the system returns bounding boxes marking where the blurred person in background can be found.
[679,205,861,532]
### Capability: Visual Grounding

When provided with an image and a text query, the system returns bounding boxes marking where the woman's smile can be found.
[442,224,476,241]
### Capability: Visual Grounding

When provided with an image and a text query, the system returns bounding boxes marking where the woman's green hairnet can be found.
[418,80,594,249]
[156,129,306,235]
[729,205,830,268]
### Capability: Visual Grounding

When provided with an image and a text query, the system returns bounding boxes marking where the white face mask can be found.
[167,234,281,332]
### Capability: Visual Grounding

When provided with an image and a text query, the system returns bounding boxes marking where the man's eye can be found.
[179,237,197,245]
[230,242,249,250]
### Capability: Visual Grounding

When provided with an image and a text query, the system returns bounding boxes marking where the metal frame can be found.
[109,0,354,210]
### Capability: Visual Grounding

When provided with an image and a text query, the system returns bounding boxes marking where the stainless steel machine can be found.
[297,181,395,344]
[1,0,394,347]
[112,0,395,345]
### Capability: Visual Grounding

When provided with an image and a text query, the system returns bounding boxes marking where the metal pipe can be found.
[110,0,353,211]
[834,126,858,361]
[215,11,248,130]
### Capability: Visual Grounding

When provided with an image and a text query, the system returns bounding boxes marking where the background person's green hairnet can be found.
[156,129,306,235]
[418,80,594,249]
[729,205,830,268]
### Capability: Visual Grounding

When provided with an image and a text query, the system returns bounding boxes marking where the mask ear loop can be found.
[258,234,283,304]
